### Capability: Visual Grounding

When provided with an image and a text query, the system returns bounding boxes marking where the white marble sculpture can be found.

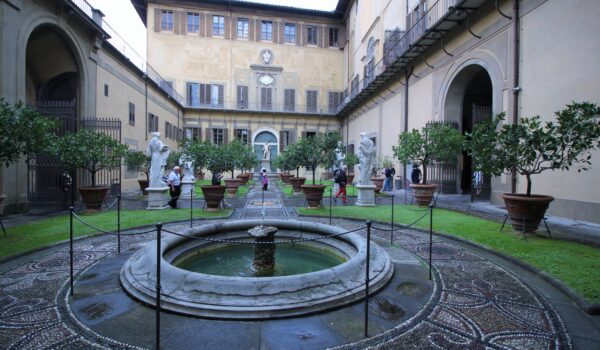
[357,132,376,185]
[179,152,195,181]
[146,132,170,188]
[334,141,345,170]
[263,143,271,161]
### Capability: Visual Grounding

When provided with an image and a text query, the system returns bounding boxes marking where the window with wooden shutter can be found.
[154,8,161,32]
[306,90,317,113]
[199,84,211,107]
[272,21,279,43]
[188,82,200,107]
[188,13,199,33]
[165,121,170,139]
[212,128,224,146]
[328,91,342,114]
[237,85,248,109]
[307,26,317,45]
[186,127,201,141]
[128,102,135,126]
[214,84,224,108]
[284,23,296,43]
[284,89,295,112]
[328,28,339,47]
[148,113,153,132]
[261,87,272,111]
[161,11,173,31]
[154,115,159,133]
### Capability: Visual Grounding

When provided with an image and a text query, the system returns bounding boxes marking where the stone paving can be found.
[0,181,598,349]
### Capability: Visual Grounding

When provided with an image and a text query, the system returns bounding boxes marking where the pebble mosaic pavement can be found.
[0,183,572,349]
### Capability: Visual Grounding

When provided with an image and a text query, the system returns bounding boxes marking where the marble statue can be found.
[179,152,195,181]
[263,143,271,161]
[357,132,376,185]
[146,132,170,188]
[334,141,345,170]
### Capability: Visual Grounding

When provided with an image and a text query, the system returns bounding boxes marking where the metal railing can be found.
[335,0,463,114]
[185,99,338,116]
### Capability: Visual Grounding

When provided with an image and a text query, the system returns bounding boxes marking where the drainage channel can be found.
[239,178,289,219]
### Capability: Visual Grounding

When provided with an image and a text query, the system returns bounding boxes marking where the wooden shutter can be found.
[284,89,295,112]
[300,24,306,46]
[205,128,213,144]
[279,22,285,44]
[199,13,205,36]
[272,21,279,43]
[173,11,181,34]
[328,91,335,113]
[318,27,324,48]
[232,18,238,39]
[199,84,207,105]
[207,15,213,37]
[186,82,191,106]
[181,11,188,34]
[223,128,229,144]
[154,8,161,32]
[279,130,285,152]
[217,84,224,107]
[248,18,255,41]
[237,85,248,108]
[154,115,159,132]
[224,16,231,39]
[338,27,346,48]
[255,19,262,40]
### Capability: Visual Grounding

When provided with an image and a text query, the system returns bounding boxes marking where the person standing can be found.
[167,166,181,208]
[411,164,422,185]
[262,168,269,191]
[334,167,348,204]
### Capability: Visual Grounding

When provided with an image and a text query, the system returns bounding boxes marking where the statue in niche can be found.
[357,132,376,185]
[263,143,271,161]
[146,132,170,188]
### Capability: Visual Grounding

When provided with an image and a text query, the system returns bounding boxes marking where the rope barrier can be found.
[71,212,156,236]
[159,226,366,245]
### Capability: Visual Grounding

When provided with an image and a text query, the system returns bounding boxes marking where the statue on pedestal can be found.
[146,132,170,188]
[334,141,345,170]
[357,132,376,185]
[179,152,195,181]
[262,143,271,161]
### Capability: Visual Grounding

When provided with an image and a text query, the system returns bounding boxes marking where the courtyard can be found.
[0,180,599,349]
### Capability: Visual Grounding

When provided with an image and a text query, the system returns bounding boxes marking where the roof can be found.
[131,0,348,25]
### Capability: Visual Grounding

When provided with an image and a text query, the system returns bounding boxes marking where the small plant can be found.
[240,145,258,173]
[467,102,600,196]
[165,150,182,172]
[55,129,128,187]
[393,122,463,184]
[125,150,151,181]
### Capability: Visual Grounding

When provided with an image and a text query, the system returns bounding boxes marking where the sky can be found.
[86,0,339,65]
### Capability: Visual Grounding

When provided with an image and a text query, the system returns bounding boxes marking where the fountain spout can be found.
[248,226,278,276]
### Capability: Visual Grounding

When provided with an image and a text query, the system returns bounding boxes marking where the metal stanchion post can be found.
[190,189,193,228]
[155,223,162,350]
[429,203,433,281]
[69,207,74,295]
[329,188,333,225]
[117,195,121,254]
[364,220,371,338]
[391,195,395,245]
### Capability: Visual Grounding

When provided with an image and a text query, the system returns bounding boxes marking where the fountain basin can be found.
[120,219,394,319]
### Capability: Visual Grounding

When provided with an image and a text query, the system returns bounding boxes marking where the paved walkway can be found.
[0,181,599,349]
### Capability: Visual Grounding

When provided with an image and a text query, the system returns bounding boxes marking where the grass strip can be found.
[0,208,232,259]
[194,180,253,198]
[297,205,600,304]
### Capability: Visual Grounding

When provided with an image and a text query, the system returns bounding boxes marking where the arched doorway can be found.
[25,25,80,208]
[444,65,493,198]
[252,129,278,172]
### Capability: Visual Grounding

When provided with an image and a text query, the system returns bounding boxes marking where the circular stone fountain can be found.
[120,219,394,319]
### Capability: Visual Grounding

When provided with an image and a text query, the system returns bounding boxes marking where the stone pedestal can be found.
[248,226,278,277]
[181,180,196,198]
[146,187,170,209]
[260,159,271,172]
[356,184,376,206]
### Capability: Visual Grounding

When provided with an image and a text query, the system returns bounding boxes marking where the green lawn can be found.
[0,208,232,259]
[279,180,360,197]
[298,205,600,304]
[194,179,253,198]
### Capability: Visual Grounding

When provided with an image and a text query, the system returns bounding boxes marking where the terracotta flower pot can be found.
[301,184,326,209]
[236,173,250,185]
[138,179,149,195]
[78,186,109,211]
[502,193,554,233]
[200,185,226,211]
[410,183,437,206]
[370,177,384,193]
[280,173,293,184]
[223,179,242,198]
[288,177,306,194]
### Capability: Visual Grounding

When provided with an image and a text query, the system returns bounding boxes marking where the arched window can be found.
[364,37,376,85]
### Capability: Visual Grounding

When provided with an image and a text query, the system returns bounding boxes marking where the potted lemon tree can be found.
[393,122,463,205]
[200,144,227,211]
[299,133,341,209]
[467,102,600,232]
[125,150,151,195]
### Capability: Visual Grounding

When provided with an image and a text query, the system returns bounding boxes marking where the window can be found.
[351,75,359,97]
[284,23,296,43]
[261,20,272,41]
[329,28,339,47]
[161,10,173,31]
[148,113,158,133]
[284,89,295,112]
[128,102,135,126]
[237,85,248,109]
[237,18,249,38]
[281,130,293,150]
[165,121,171,139]
[212,128,224,146]
[213,15,225,36]
[235,129,249,145]
[188,13,199,33]
[328,91,342,114]
[306,90,318,113]
[307,26,317,45]
[186,127,201,141]
[188,83,200,107]
[104,84,108,97]
[305,131,317,138]
[261,87,272,111]
[199,83,224,108]
[364,37,376,85]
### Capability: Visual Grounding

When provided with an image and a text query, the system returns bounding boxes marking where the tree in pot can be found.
[273,152,293,183]
[467,102,600,233]
[222,140,246,197]
[237,145,257,184]
[200,144,227,211]
[185,140,211,180]
[283,141,306,194]
[125,150,151,195]
[0,99,59,211]
[393,122,463,206]
[55,129,128,211]
[299,133,341,209]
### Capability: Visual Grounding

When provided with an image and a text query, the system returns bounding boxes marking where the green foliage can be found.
[467,102,600,195]
[273,151,292,172]
[0,99,60,167]
[55,129,128,187]
[125,150,151,181]
[222,139,247,178]
[206,144,228,173]
[165,150,181,171]
[183,139,212,172]
[345,153,359,174]
[296,133,342,184]
[381,155,394,169]
[281,141,305,176]
[393,122,463,183]
[240,145,258,172]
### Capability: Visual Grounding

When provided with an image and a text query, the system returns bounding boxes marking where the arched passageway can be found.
[444,64,492,198]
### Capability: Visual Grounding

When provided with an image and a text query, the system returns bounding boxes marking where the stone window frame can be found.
[128,102,135,126]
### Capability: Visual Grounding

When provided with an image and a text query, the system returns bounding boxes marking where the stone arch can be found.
[252,127,279,172]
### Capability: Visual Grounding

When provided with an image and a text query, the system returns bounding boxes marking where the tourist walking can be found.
[167,166,181,209]
[334,167,348,204]
[383,167,395,191]
[262,169,269,191]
